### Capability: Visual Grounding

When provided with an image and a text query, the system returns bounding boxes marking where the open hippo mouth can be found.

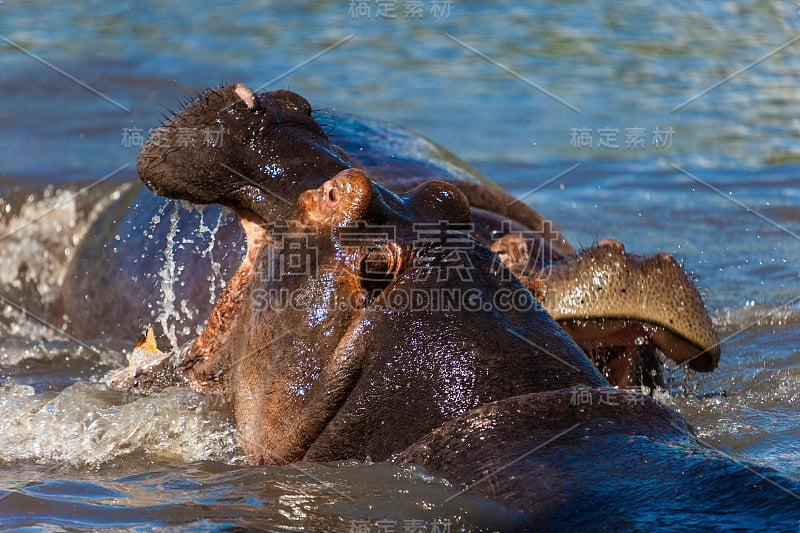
[136,83,719,404]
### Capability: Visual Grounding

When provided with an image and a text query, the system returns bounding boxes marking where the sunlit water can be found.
[1,1,799,530]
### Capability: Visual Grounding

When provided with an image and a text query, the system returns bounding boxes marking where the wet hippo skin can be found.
[104,85,800,528]
[63,83,719,388]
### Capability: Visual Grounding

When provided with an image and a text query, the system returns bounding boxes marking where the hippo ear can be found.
[233,83,260,110]
[266,89,314,116]
[405,181,471,224]
[360,241,404,279]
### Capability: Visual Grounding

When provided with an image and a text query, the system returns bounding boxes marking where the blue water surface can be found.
[1,1,799,531]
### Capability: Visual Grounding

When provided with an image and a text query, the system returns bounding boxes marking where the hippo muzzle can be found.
[137,83,351,224]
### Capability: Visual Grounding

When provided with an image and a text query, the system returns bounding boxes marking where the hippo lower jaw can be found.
[178,215,272,389]
[542,240,720,385]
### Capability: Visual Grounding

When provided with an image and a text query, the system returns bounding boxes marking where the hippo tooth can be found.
[129,327,164,367]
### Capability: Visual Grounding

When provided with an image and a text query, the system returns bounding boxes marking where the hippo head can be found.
[137,86,604,463]
[137,83,351,223]
[137,85,720,392]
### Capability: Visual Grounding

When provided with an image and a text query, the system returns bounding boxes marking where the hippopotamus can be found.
[104,84,800,528]
[59,83,719,389]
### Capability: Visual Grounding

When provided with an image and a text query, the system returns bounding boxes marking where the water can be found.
[1,1,799,530]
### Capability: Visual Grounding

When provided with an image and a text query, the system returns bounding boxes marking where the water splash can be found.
[0,377,239,468]
[156,203,182,352]
[197,204,227,307]
[149,202,234,346]
[713,300,800,331]
[0,184,129,341]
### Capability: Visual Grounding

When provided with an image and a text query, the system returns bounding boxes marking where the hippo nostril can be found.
[324,182,341,207]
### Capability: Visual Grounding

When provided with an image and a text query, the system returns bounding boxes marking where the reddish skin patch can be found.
[183,215,271,393]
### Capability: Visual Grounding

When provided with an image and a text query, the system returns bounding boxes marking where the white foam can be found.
[0,377,240,468]
[713,300,800,330]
